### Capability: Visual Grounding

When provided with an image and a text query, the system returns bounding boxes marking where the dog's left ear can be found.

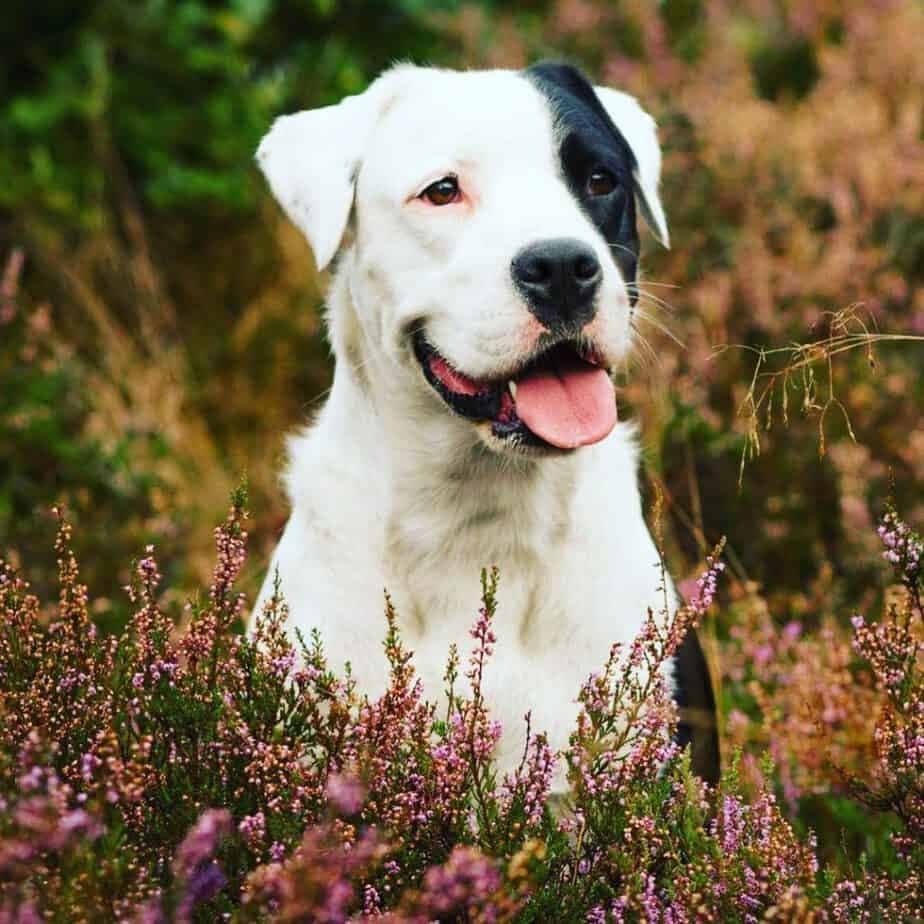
[593,86,670,249]
[256,69,408,270]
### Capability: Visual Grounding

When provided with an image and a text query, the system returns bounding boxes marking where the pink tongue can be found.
[515,354,617,449]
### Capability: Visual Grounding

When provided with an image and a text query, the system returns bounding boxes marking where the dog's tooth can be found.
[508,380,517,399]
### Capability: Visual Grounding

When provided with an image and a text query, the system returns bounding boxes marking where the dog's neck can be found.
[320,270,587,580]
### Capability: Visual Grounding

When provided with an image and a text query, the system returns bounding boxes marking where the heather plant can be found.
[827,509,924,920]
[2,491,923,920]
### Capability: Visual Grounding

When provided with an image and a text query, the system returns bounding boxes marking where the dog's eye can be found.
[420,176,461,206]
[587,169,617,197]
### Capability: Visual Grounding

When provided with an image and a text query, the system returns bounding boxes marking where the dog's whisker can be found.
[630,327,657,361]
[605,240,640,260]
[628,329,661,374]
[628,286,679,316]
[633,295,681,329]
[633,294,676,320]
[628,279,680,290]
[304,385,334,409]
[636,295,676,316]
[633,305,684,347]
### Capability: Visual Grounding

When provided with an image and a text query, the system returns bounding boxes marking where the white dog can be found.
[254,61,717,783]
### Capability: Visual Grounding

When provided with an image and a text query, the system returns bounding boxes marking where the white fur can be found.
[254,65,673,780]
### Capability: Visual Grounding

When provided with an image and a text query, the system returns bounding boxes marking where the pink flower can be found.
[172,810,232,881]
[325,773,364,816]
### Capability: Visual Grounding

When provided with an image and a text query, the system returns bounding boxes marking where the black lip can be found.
[413,334,502,420]
[412,333,558,450]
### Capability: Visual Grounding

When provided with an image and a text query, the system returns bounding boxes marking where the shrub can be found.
[1,492,921,921]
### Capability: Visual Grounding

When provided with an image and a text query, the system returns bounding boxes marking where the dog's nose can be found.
[511,238,602,333]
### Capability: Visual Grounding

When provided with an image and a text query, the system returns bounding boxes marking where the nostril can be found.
[573,253,600,282]
[516,255,551,285]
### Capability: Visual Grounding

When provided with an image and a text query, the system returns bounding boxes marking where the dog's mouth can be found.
[413,333,617,451]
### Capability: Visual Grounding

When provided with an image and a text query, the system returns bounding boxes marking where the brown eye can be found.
[587,169,616,197]
[421,176,460,206]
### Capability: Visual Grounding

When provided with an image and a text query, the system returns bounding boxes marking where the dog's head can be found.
[257,61,669,455]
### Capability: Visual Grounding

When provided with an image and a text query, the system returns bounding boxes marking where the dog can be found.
[254,60,718,785]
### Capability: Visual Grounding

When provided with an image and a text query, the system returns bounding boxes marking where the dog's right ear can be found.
[592,86,670,249]
[256,72,404,271]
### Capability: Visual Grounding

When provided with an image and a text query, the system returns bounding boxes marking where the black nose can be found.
[511,238,601,334]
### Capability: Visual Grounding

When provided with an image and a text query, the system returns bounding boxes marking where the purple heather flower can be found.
[782,620,802,641]
[133,897,167,924]
[272,653,296,678]
[176,862,226,923]
[269,841,286,862]
[716,794,745,854]
[363,883,382,915]
[57,809,103,840]
[3,902,43,924]
[238,812,266,849]
[17,766,43,793]
[80,752,101,783]
[688,555,726,617]
[877,510,923,581]
[325,773,364,816]
[172,809,232,881]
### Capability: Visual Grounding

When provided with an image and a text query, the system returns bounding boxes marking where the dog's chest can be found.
[260,424,668,778]
[386,542,660,775]
[381,472,581,652]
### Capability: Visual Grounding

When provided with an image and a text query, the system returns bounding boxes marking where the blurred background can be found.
[5,0,922,609]
[1,0,922,856]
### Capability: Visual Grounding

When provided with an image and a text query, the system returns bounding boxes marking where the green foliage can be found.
[0,279,168,632]
[0,0,475,233]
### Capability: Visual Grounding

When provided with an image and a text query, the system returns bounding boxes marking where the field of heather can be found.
[1,1,922,920]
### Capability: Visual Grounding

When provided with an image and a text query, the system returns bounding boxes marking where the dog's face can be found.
[258,62,669,456]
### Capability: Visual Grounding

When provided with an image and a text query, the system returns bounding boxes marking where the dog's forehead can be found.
[361,65,638,198]
[366,69,559,182]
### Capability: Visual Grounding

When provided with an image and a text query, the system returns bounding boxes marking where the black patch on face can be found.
[524,61,640,298]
